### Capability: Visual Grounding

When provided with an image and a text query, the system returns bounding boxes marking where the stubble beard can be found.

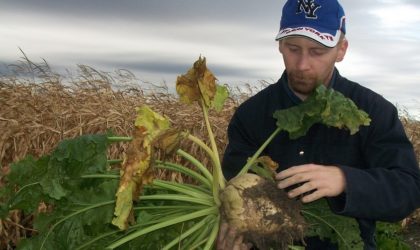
[287,71,320,97]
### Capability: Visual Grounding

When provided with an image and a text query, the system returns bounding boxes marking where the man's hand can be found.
[275,164,346,203]
[216,222,252,250]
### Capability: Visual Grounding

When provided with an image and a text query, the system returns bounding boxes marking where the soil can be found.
[241,178,305,250]
[403,222,420,249]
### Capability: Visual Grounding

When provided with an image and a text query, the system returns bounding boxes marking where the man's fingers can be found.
[233,235,252,250]
[217,224,253,250]
[275,166,301,180]
[220,226,240,249]
[276,164,345,203]
[286,181,317,198]
[227,226,238,240]
[233,235,244,250]
[277,172,311,189]
[276,164,318,180]
[217,223,228,245]
[238,243,251,250]
[301,189,325,203]
[219,222,228,237]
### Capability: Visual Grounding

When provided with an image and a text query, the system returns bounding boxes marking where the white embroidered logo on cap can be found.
[296,0,321,19]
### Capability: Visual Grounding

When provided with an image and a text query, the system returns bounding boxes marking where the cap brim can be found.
[275,27,342,48]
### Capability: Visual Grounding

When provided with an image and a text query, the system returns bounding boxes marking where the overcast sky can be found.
[1,0,419,117]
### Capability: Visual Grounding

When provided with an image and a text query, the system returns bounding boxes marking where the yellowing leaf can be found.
[198,66,217,107]
[176,72,201,104]
[135,106,170,138]
[153,128,184,155]
[176,56,228,110]
[256,156,279,172]
[249,156,279,181]
[113,105,171,230]
[112,182,135,230]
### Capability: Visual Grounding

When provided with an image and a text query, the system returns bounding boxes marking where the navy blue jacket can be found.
[222,69,420,249]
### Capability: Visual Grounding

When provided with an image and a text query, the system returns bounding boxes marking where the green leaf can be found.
[0,134,123,249]
[211,84,229,112]
[155,161,211,188]
[3,156,50,214]
[273,85,371,139]
[50,134,109,176]
[376,222,411,250]
[107,206,217,249]
[40,178,68,200]
[161,215,213,250]
[21,179,119,250]
[40,134,109,199]
[318,86,371,134]
[301,199,363,250]
[8,155,49,184]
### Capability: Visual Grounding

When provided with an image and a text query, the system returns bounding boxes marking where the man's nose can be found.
[296,54,311,71]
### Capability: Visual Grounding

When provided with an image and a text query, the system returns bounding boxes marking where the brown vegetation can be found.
[0,58,249,248]
[0,57,418,249]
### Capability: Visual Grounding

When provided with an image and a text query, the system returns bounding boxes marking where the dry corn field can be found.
[0,59,419,249]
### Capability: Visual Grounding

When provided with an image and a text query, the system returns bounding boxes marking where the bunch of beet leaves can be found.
[0,56,409,249]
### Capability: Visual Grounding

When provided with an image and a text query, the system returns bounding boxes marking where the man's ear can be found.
[278,41,284,54]
[336,39,348,62]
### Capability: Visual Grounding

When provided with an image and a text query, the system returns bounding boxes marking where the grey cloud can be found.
[94,58,267,81]
[0,54,266,84]
[405,0,420,6]
[0,62,11,75]
[99,60,189,75]
[1,0,283,25]
[1,0,419,115]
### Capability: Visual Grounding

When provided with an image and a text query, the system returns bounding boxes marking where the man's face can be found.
[279,36,348,99]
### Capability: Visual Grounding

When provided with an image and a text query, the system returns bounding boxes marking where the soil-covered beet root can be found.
[220,173,306,250]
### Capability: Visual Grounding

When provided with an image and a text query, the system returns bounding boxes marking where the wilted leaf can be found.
[113,105,171,230]
[135,106,170,138]
[176,70,201,104]
[153,128,184,155]
[176,56,228,110]
[249,156,279,181]
[256,156,279,172]
[198,66,217,107]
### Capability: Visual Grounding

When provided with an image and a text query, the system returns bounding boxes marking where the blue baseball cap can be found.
[275,0,346,48]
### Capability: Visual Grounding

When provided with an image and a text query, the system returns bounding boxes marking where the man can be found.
[218,0,420,249]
